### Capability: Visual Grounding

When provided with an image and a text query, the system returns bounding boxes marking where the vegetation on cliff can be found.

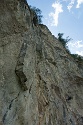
[29,5,43,25]
[23,0,83,62]
[58,33,83,62]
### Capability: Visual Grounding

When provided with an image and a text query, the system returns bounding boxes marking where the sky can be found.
[27,0,83,56]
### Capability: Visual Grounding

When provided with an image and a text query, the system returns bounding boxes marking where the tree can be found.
[58,33,71,48]
[71,54,83,61]
[57,33,83,61]
[29,5,43,25]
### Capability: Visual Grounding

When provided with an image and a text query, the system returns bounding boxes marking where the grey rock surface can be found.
[0,0,83,125]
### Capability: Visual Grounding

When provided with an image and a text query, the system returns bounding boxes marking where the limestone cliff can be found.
[0,0,83,125]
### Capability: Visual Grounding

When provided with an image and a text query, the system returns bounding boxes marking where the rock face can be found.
[0,0,83,125]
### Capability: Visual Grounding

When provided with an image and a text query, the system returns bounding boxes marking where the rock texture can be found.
[0,0,83,125]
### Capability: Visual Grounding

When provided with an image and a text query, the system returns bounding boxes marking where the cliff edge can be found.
[0,0,83,125]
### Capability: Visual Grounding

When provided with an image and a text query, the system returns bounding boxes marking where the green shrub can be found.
[29,5,43,25]
[58,33,71,48]
[71,54,83,62]
[57,33,83,62]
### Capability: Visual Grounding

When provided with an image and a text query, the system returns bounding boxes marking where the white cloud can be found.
[67,0,75,11]
[76,51,83,56]
[68,40,83,56]
[76,0,83,8]
[63,0,68,1]
[66,0,83,10]
[49,1,63,26]
[69,40,83,48]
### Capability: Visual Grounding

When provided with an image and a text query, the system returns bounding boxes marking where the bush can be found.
[24,0,27,4]
[57,33,83,62]
[29,5,43,25]
[58,33,71,48]
[71,54,83,62]
[57,33,72,54]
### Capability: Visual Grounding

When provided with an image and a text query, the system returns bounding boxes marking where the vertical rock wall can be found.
[0,0,83,125]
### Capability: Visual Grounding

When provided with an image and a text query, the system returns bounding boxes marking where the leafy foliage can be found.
[58,33,71,49]
[57,33,83,62]
[24,0,27,4]
[71,54,83,62]
[29,5,43,25]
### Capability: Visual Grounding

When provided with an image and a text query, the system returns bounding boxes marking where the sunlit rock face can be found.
[0,0,83,125]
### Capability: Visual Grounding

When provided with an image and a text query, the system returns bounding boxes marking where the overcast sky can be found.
[27,0,83,56]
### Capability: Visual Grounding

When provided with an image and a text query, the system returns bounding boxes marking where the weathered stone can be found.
[0,0,83,125]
